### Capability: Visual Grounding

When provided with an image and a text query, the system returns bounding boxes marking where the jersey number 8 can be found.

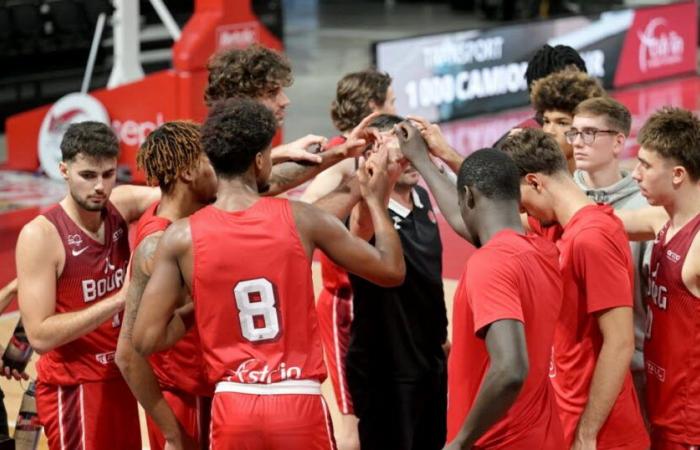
[234,278,281,343]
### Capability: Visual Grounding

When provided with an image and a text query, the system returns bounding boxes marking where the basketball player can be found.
[616,107,700,449]
[15,121,159,450]
[403,132,565,448]
[569,97,652,417]
[493,44,587,145]
[501,129,649,449]
[131,98,405,449]
[300,70,396,450]
[301,69,396,203]
[205,45,375,198]
[344,114,448,450]
[528,70,606,173]
[115,121,217,450]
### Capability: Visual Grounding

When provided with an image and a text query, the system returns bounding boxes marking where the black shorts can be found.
[348,362,447,450]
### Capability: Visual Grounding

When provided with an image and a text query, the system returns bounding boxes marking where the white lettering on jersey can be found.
[646,359,666,382]
[233,358,302,384]
[82,265,125,302]
[647,262,668,310]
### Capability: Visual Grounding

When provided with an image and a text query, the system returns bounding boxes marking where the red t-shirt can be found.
[550,204,648,448]
[133,202,211,396]
[189,198,326,386]
[645,213,700,443]
[447,229,564,449]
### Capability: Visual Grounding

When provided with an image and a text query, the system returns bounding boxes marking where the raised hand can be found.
[343,112,382,159]
[272,134,327,164]
[407,115,453,159]
[394,121,431,164]
[358,145,392,205]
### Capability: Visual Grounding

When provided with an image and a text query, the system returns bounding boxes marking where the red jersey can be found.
[318,135,352,295]
[189,198,326,386]
[645,213,700,444]
[447,230,564,449]
[38,202,129,384]
[133,202,210,396]
[550,204,648,448]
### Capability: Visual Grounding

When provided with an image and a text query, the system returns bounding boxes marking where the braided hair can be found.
[524,45,587,92]
[137,121,202,193]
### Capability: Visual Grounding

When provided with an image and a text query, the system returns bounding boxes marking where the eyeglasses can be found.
[564,129,619,145]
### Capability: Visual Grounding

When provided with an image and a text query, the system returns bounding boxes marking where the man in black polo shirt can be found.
[346,114,448,450]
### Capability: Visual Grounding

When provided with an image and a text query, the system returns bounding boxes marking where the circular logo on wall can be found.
[38,93,110,180]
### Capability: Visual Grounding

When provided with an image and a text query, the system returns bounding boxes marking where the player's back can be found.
[189,197,326,389]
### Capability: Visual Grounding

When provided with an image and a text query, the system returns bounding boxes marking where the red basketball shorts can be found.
[316,287,354,415]
[36,376,141,450]
[210,381,336,450]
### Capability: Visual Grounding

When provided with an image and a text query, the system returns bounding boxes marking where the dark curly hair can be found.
[530,70,605,116]
[205,44,293,106]
[638,107,700,181]
[61,121,119,162]
[201,98,278,178]
[500,128,568,177]
[331,70,392,132]
[137,121,202,193]
[525,44,587,92]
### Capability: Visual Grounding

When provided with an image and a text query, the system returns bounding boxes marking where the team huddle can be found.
[11,43,700,450]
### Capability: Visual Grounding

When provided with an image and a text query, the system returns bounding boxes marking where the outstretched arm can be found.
[446,320,528,450]
[407,115,464,173]
[396,121,472,242]
[311,175,362,221]
[110,185,161,223]
[294,149,405,287]
[614,207,668,241]
[264,113,380,196]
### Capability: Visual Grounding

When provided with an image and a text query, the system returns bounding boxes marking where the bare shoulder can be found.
[133,232,163,276]
[159,218,193,254]
[17,215,61,255]
[16,215,63,278]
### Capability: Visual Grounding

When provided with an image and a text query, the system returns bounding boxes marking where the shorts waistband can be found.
[215,380,321,396]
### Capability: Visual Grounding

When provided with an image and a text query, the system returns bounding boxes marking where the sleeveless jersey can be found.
[189,198,326,386]
[133,202,211,396]
[319,134,352,297]
[37,202,129,384]
[646,212,700,443]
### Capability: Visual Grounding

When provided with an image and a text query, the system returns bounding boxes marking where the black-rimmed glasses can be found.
[564,129,619,145]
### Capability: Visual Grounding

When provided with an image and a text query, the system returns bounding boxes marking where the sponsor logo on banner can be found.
[112,113,165,147]
[217,22,260,50]
[613,1,696,87]
[38,93,110,180]
[638,18,685,72]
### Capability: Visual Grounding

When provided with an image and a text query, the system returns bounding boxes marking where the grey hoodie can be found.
[574,169,651,372]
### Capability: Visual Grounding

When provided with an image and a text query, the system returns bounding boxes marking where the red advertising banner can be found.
[614,1,697,88]
[2,0,284,183]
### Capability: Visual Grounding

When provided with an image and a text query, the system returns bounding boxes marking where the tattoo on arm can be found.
[121,237,159,340]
